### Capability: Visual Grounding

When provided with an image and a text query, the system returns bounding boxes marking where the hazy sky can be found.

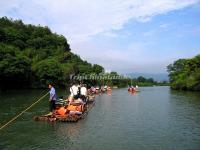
[1,0,200,74]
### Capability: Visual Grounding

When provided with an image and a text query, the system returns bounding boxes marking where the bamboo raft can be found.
[33,95,95,123]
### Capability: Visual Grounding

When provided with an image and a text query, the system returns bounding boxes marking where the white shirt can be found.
[70,85,78,96]
[81,87,87,96]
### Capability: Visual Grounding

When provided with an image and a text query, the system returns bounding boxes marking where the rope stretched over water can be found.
[0,91,49,131]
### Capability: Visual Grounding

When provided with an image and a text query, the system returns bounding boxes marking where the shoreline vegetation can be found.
[167,54,200,91]
[0,17,168,90]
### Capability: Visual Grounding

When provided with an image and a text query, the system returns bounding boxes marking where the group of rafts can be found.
[33,85,112,122]
[128,85,140,93]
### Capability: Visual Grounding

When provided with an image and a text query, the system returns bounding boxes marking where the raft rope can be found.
[0,91,49,131]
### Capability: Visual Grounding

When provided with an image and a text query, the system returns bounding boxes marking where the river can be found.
[0,86,200,150]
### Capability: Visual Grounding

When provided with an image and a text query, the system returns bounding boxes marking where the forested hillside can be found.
[0,17,104,88]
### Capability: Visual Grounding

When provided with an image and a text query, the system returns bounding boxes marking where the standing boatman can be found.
[48,83,57,115]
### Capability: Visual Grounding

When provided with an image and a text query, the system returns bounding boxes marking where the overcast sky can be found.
[1,0,200,74]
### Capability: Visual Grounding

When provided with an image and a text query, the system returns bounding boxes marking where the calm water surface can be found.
[0,86,200,150]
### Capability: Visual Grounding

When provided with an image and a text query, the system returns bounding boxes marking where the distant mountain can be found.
[126,73,169,82]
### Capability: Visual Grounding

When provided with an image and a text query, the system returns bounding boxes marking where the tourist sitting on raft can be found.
[90,86,96,94]
[107,86,112,92]
[68,82,89,104]
[68,82,79,104]
[100,86,106,93]
[80,84,87,102]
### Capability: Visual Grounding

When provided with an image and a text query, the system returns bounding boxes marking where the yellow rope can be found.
[0,91,49,131]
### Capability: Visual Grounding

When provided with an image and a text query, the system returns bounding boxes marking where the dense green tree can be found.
[32,59,63,87]
[137,76,146,82]
[93,64,104,74]
[146,78,154,83]
[167,54,200,91]
[0,43,31,88]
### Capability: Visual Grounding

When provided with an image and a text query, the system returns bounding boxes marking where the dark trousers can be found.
[74,94,80,99]
[80,95,87,102]
[49,100,56,112]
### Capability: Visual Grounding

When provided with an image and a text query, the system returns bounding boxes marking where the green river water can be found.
[0,86,200,150]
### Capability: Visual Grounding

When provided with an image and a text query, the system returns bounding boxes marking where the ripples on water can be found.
[0,87,200,150]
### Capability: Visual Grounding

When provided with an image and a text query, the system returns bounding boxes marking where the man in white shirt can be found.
[70,84,78,97]
[81,85,87,96]
[80,84,87,102]
[69,83,78,104]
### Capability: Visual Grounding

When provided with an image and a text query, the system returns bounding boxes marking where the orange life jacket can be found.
[57,107,67,116]
[67,105,83,112]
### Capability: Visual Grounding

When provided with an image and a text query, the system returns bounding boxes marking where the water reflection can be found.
[54,122,82,139]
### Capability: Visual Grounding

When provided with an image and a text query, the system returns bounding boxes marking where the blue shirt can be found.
[49,87,56,101]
